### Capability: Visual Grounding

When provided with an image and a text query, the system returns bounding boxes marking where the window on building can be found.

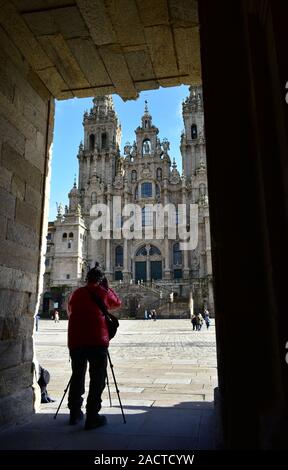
[141,182,152,198]
[115,245,123,267]
[46,246,50,253]
[115,270,123,281]
[68,241,71,249]
[142,206,153,226]
[45,258,50,267]
[66,274,70,279]
[47,233,52,241]
[62,233,67,240]
[191,124,198,140]
[115,214,123,229]
[69,232,74,239]
[173,269,183,279]
[101,132,108,149]
[89,134,95,150]
[149,245,161,255]
[173,242,182,265]
[136,246,147,256]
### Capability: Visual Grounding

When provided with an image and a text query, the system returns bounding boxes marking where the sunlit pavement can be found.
[0,319,218,450]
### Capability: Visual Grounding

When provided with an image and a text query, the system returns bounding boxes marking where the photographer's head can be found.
[86,262,104,285]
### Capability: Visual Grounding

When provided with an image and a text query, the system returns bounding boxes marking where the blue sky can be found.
[49,85,190,220]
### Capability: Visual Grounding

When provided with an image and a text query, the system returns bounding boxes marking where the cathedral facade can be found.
[44,87,214,316]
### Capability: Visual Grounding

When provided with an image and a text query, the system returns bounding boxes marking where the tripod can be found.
[53,350,126,423]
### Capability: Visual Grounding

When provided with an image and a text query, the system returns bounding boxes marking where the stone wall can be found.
[0,25,53,426]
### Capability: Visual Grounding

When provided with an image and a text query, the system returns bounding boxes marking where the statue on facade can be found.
[131,141,137,158]
[56,202,63,217]
[162,138,170,154]
[143,140,150,154]
[124,142,132,156]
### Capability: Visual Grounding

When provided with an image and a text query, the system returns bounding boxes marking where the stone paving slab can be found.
[0,319,218,450]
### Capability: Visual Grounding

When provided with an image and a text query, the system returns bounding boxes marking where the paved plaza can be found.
[0,319,218,450]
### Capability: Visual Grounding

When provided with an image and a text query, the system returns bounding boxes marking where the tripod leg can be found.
[107,350,126,424]
[53,377,71,419]
[106,371,112,407]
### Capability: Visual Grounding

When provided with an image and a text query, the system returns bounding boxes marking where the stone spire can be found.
[141,99,152,129]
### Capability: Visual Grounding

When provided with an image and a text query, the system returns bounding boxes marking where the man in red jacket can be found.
[67,264,121,430]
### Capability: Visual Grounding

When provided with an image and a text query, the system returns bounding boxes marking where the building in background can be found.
[43,87,213,317]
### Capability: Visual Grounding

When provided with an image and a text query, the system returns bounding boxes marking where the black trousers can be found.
[68,346,108,418]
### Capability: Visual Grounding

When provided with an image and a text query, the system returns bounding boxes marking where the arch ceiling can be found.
[0,0,201,101]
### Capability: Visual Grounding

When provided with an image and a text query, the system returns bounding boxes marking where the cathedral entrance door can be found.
[135,261,147,283]
[151,261,162,280]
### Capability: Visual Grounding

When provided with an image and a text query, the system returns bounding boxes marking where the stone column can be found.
[182,176,190,279]
[204,211,212,275]
[123,238,130,282]
[146,244,151,282]
[163,179,171,279]
[105,189,112,280]
[105,240,111,278]
[123,191,131,282]
[87,154,91,181]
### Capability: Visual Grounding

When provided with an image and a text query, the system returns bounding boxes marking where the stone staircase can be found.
[109,281,190,319]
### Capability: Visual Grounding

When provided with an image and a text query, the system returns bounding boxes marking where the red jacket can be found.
[68,283,121,350]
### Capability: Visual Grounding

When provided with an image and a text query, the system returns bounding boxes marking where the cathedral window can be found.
[191,124,198,140]
[141,182,152,198]
[173,242,182,265]
[101,132,108,149]
[149,245,161,256]
[89,134,95,151]
[69,232,74,239]
[136,246,147,256]
[62,233,67,240]
[156,168,162,181]
[173,269,183,279]
[115,270,123,281]
[115,246,123,267]
[68,241,71,249]
[66,274,70,279]
[175,208,179,226]
[142,206,153,226]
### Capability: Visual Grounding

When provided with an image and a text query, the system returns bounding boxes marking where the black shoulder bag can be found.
[86,287,119,340]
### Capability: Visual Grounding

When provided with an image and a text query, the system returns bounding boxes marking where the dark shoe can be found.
[85,414,107,430]
[69,410,84,425]
[46,395,56,403]
[41,392,52,404]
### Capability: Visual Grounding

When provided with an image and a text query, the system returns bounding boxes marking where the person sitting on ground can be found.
[38,365,56,403]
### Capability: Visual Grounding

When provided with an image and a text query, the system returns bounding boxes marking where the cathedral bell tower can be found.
[181,86,206,180]
[135,100,159,158]
[78,95,122,198]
